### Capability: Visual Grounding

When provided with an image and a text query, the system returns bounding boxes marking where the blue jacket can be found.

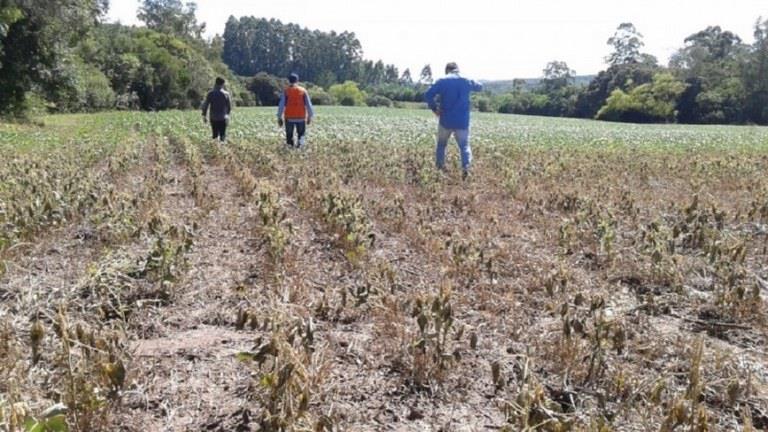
[424,73,483,129]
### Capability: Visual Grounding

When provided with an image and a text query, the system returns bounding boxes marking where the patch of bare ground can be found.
[8,130,766,431]
[238,172,533,430]
[317,195,505,429]
[245,125,767,430]
[116,144,268,431]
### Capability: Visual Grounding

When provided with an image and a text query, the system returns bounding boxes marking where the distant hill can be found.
[481,75,595,94]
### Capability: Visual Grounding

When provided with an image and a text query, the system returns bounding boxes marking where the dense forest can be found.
[1,0,767,124]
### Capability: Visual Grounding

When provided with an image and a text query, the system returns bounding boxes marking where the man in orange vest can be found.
[277,73,314,148]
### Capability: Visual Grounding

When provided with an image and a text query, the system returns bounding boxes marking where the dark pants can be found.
[285,121,306,147]
[211,120,227,141]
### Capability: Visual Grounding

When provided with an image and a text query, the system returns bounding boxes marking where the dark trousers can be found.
[285,121,306,147]
[211,120,227,141]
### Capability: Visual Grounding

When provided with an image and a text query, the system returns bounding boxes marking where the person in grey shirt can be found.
[202,77,232,142]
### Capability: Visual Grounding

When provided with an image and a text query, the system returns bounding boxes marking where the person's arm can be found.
[277,91,286,126]
[470,80,483,92]
[226,92,232,115]
[201,92,211,120]
[424,80,441,114]
[304,92,314,124]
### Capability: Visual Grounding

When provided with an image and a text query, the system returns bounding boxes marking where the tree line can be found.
[474,22,768,125]
[0,0,420,118]
[1,0,767,125]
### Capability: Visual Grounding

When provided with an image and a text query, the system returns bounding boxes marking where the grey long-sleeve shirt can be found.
[201,85,232,121]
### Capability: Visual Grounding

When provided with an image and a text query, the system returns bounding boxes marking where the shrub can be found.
[596,73,686,123]
[328,81,366,106]
[78,63,117,111]
[249,72,286,106]
[473,95,494,112]
[237,90,257,107]
[305,85,334,105]
[366,95,393,108]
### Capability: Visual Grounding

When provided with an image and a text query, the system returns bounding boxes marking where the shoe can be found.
[462,170,469,181]
[299,136,306,148]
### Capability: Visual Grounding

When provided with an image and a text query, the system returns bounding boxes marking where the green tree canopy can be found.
[82,24,242,110]
[222,16,383,86]
[606,23,645,66]
[248,72,286,106]
[670,26,747,124]
[597,73,686,122]
[0,0,107,116]
[138,0,205,40]
[541,61,575,91]
[743,17,768,124]
[419,64,433,85]
[575,61,659,119]
[399,68,413,85]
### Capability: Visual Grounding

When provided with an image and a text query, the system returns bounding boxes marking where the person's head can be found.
[288,73,299,84]
[445,62,459,74]
[215,77,225,87]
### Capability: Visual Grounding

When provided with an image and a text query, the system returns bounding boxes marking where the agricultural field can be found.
[1,106,767,431]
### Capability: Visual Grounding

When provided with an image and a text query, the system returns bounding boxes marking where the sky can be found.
[106,0,767,80]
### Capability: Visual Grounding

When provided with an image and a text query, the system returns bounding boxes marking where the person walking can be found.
[424,62,483,179]
[277,73,314,148]
[201,77,232,142]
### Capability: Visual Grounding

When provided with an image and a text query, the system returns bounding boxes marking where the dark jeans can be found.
[211,120,227,141]
[285,121,306,147]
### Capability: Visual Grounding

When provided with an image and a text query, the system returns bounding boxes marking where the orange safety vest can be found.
[284,85,308,119]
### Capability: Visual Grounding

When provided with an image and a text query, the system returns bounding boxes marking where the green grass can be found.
[5,106,765,154]
[146,106,768,151]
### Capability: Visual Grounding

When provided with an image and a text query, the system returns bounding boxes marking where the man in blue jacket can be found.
[424,62,483,179]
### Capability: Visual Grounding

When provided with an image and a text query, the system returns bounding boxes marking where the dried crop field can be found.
[1,107,767,431]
